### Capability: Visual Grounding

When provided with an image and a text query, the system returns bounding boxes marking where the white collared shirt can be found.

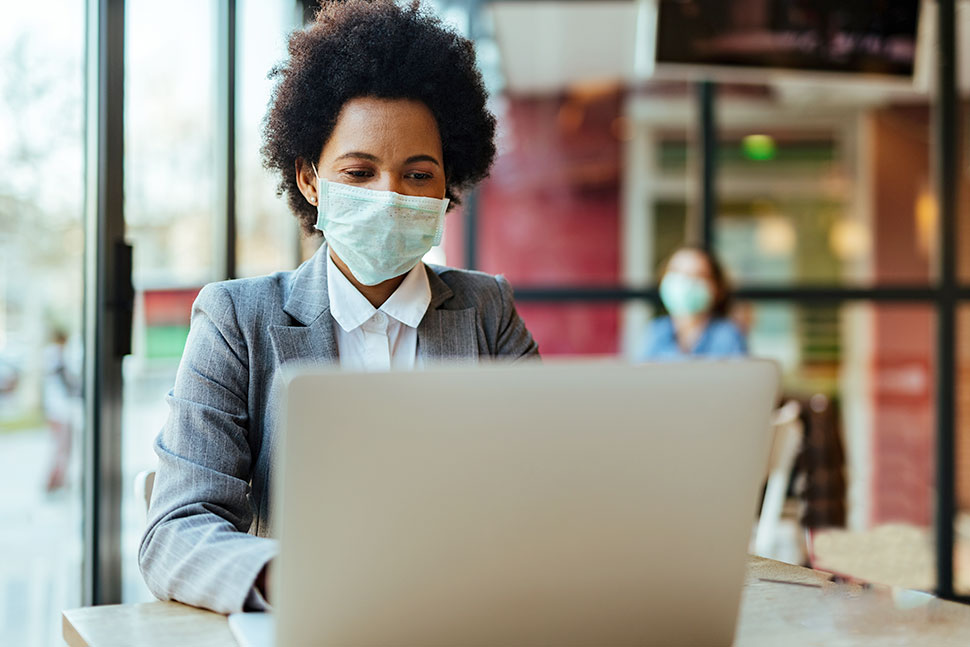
[327,252,431,371]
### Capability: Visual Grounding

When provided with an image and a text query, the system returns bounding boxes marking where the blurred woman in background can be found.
[640,245,747,360]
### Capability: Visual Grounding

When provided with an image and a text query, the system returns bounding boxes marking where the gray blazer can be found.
[138,244,539,614]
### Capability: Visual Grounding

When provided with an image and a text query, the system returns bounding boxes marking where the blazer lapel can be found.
[269,243,339,366]
[417,267,478,361]
[269,317,338,367]
[269,251,478,364]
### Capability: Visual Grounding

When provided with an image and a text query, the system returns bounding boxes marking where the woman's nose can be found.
[372,173,403,194]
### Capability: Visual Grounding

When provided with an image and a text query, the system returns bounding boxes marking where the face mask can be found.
[659,272,714,317]
[313,176,449,286]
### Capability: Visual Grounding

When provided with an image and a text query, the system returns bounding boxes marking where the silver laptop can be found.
[237,360,778,647]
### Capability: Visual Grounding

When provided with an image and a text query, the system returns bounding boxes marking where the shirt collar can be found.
[326,252,431,332]
[380,260,432,328]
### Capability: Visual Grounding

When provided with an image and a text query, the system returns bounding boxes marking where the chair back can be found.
[754,400,803,559]
[134,469,156,518]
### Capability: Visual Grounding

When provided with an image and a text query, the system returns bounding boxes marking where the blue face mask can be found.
[659,272,714,317]
[313,176,449,286]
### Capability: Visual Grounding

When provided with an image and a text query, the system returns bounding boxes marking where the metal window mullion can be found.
[935,0,958,602]
[215,0,237,281]
[697,80,717,250]
[82,0,126,606]
[510,285,946,303]
[463,188,480,271]
[463,0,483,271]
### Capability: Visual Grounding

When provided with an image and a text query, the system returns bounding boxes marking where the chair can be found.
[754,400,804,560]
[134,469,156,518]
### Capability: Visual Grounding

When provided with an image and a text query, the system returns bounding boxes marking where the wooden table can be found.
[64,556,970,646]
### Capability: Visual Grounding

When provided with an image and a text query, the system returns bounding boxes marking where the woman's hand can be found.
[256,560,273,605]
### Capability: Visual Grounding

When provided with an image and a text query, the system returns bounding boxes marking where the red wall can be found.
[869,108,936,526]
[445,90,624,355]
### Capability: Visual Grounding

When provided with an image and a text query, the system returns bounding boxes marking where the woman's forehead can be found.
[668,250,713,277]
[323,97,442,161]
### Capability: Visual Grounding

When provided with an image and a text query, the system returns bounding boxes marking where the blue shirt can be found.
[640,316,747,361]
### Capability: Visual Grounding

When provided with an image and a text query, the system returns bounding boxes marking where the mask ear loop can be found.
[310,161,328,236]
[310,161,321,205]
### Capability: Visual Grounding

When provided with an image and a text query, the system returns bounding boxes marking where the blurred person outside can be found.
[640,245,747,360]
[43,328,81,492]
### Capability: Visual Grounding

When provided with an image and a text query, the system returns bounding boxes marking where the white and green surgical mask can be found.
[313,176,449,286]
[659,272,714,317]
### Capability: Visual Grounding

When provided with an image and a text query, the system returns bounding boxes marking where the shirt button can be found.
[373,311,388,329]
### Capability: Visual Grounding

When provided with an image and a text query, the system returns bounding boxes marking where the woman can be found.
[640,246,747,360]
[43,329,80,492]
[139,0,538,614]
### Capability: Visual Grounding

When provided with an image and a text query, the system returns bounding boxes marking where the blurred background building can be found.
[2,1,970,644]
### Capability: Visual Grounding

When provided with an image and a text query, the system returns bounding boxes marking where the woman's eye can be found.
[343,169,373,178]
[407,172,433,180]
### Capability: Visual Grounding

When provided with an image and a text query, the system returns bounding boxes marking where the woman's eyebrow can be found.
[333,152,440,167]
[405,154,441,167]
[334,151,380,162]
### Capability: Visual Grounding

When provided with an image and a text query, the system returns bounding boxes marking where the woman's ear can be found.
[295,157,319,206]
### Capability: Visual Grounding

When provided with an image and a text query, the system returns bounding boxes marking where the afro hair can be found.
[261,0,497,236]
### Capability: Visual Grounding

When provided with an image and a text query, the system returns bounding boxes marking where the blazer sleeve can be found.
[494,275,540,359]
[138,283,278,614]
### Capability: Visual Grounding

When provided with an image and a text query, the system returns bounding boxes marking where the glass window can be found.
[122,0,220,603]
[121,0,301,604]
[0,1,86,642]
[235,0,301,279]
